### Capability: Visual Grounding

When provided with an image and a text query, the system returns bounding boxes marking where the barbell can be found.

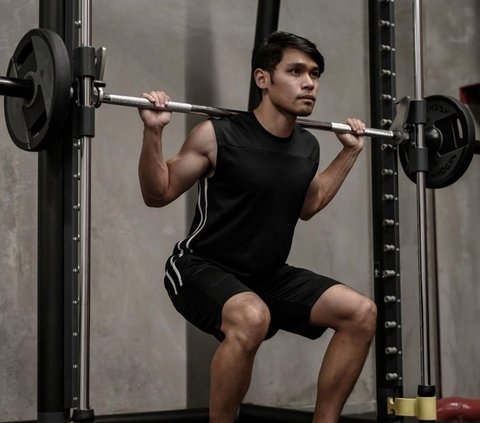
[1,28,478,189]
[2,30,404,147]
[94,89,404,141]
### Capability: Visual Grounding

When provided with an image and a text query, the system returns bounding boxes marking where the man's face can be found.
[264,48,321,117]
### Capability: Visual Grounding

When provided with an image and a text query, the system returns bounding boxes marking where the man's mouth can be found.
[298,95,316,101]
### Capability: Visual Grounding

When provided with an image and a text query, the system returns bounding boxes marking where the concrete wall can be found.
[0,2,39,421]
[0,1,479,421]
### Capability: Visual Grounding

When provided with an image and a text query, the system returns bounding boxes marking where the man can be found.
[138,31,376,423]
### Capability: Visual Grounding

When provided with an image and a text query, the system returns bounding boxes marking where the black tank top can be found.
[173,112,319,278]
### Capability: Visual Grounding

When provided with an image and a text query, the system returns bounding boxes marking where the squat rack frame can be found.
[32,1,435,423]
[369,0,404,421]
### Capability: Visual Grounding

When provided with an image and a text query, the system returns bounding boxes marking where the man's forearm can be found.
[138,126,170,206]
[317,146,362,209]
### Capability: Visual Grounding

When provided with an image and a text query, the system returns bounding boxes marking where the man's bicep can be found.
[166,152,210,196]
[300,173,322,220]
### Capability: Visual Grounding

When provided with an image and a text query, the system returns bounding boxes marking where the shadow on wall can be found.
[184,2,220,409]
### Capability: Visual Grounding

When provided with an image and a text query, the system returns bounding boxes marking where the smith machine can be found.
[1,0,479,422]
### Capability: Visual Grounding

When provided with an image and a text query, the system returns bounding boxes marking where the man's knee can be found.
[310,285,376,338]
[221,293,271,350]
[351,297,377,340]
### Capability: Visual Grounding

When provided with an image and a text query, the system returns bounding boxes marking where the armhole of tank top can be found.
[208,118,224,180]
[210,118,224,147]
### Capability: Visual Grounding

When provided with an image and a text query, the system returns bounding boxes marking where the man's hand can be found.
[335,118,365,151]
[139,90,172,129]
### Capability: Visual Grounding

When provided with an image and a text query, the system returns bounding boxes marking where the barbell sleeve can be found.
[96,89,402,141]
[0,76,33,99]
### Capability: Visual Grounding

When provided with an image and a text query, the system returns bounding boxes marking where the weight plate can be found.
[399,95,476,189]
[4,29,71,151]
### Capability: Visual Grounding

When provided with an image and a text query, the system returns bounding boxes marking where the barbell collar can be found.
[95,88,401,140]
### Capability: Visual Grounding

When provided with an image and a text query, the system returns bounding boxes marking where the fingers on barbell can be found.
[142,91,170,109]
[345,118,366,135]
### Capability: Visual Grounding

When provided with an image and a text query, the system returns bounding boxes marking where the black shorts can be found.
[164,253,340,341]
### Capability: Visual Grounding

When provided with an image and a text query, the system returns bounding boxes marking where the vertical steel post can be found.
[71,0,95,421]
[65,0,79,409]
[412,0,433,392]
[78,0,93,411]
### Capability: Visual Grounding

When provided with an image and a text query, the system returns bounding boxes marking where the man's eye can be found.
[291,68,300,75]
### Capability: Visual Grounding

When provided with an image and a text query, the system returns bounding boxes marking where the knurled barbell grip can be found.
[98,91,232,117]
[298,120,397,139]
[331,122,396,139]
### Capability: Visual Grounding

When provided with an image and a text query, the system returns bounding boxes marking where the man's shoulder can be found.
[209,112,255,142]
[210,111,252,127]
[293,125,320,159]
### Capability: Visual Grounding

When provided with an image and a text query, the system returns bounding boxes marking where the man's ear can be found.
[253,68,270,90]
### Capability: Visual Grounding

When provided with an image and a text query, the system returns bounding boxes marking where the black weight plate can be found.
[399,95,476,189]
[4,29,71,151]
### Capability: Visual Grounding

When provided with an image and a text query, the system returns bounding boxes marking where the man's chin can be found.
[296,109,314,117]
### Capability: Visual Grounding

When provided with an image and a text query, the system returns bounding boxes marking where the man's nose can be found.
[302,74,315,89]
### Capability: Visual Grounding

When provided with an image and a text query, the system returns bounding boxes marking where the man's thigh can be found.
[254,264,341,339]
[309,284,371,330]
[164,253,251,341]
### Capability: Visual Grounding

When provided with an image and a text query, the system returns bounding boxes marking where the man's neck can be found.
[253,102,296,138]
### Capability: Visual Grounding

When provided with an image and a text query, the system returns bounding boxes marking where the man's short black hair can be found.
[251,31,325,75]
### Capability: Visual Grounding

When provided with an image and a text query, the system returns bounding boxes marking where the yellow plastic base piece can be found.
[387,396,437,420]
